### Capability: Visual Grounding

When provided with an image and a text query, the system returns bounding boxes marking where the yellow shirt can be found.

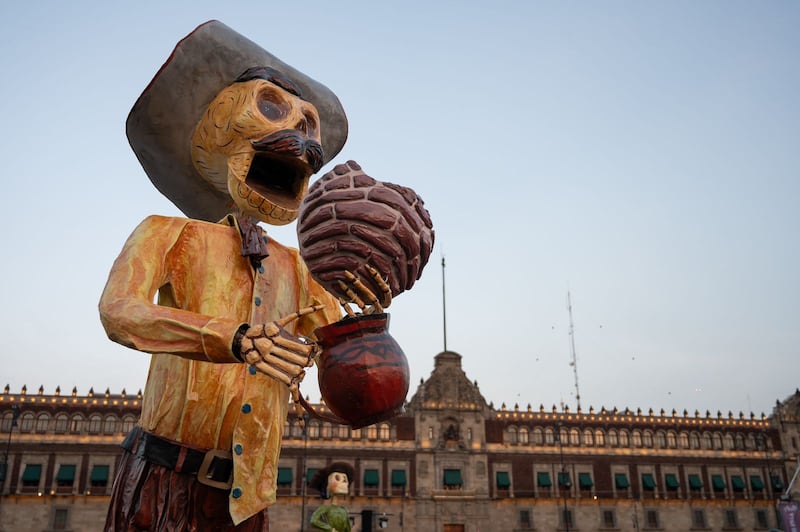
[99,214,339,524]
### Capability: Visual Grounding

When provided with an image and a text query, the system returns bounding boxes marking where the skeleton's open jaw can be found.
[243,152,312,211]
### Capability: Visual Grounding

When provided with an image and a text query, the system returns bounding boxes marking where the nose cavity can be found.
[294,115,308,135]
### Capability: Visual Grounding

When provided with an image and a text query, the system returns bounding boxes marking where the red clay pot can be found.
[310,313,409,428]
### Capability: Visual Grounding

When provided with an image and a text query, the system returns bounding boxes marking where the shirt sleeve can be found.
[98,215,242,363]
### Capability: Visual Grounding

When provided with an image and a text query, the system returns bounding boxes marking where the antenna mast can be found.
[567,291,582,410]
[441,256,448,352]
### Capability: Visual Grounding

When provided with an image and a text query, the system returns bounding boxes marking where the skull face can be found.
[192,77,323,224]
[327,471,350,497]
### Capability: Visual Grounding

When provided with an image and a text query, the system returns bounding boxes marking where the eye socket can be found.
[257,88,289,121]
[303,112,318,134]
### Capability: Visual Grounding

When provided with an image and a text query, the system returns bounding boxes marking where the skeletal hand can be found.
[337,265,393,317]
[241,305,325,395]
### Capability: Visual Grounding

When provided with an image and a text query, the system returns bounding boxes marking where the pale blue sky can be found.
[0,1,797,417]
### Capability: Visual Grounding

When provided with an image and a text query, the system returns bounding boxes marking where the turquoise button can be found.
[242,403,252,414]
[248,365,257,375]
[258,265,264,274]
[262,236,268,243]
[232,487,242,499]
[234,444,243,455]
[254,297,262,306]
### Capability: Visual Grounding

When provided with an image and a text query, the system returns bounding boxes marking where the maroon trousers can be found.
[105,449,269,531]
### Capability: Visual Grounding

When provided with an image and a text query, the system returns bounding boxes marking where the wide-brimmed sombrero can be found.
[126,20,348,222]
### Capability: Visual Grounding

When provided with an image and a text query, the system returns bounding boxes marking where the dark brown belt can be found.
[121,426,233,490]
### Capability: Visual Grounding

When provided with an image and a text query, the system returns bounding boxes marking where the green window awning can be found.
[665,473,679,490]
[731,475,745,491]
[443,469,462,487]
[641,473,656,490]
[578,472,593,488]
[711,474,726,491]
[688,474,703,489]
[56,464,75,482]
[615,473,630,489]
[91,465,109,483]
[772,475,784,490]
[496,471,510,488]
[277,467,292,485]
[391,469,407,487]
[750,475,764,491]
[364,469,379,486]
[306,468,318,485]
[537,471,552,487]
[558,471,572,488]
[22,464,42,482]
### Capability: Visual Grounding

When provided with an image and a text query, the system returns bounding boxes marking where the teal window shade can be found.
[665,473,679,490]
[711,474,726,491]
[306,468,318,485]
[56,464,76,483]
[750,475,764,491]
[496,471,510,488]
[391,469,407,487]
[771,475,784,490]
[641,473,656,490]
[364,469,379,487]
[443,469,462,487]
[558,471,572,488]
[688,474,703,489]
[578,472,593,488]
[277,467,293,486]
[537,471,552,487]
[731,475,745,491]
[615,473,630,489]
[90,465,109,485]
[22,464,42,483]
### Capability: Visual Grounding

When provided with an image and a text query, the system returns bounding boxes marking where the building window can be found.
[713,433,723,449]
[582,429,592,446]
[679,432,690,448]
[615,473,630,491]
[390,469,407,489]
[688,473,703,492]
[54,414,69,433]
[724,433,735,450]
[51,507,69,531]
[364,469,379,487]
[338,425,350,439]
[641,473,656,491]
[569,429,579,445]
[20,413,34,432]
[643,430,653,447]
[608,430,618,446]
[537,471,552,489]
[366,425,377,439]
[533,428,543,445]
[545,428,554,445]
[443,469,462,489]
[690,432,701,449]
[632,430,642,447]
[351,428,361,439]
[578,472,593,491]
[379,423,390,440]
[122,416,135,434]
[724,509,739,529]
[21,463,42,491]
[602,509,616,528]
[558,471,571,489]
[427,427,433,440]
[731,475,746,492]
[309,422,320,439]
[519,427,529,444]
[88,415,102,434]
[711,474,726,492]
[750,475,765,492]
[56,464,76,488]
[103,415,118,434]
[519,509,532,529]
[467,427,473,441]
[594,429,605,446]
[508,427,518,444]
[36,414,50,433]
[496,471,510,490]
[656,431,667,448]
[666,431,677,448]
[645,509,660,528]
[691,508,707,529]
[619,430,629,447]
[70,414,84,433]
[754,509,769,529]
[702,432,713,449]
[90,465,110,490]
[664,473,680,491]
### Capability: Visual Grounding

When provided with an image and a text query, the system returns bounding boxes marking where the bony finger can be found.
[262,354,302,376]
[269,345,314,366]
[255,363,292,385]
[275,304,327,328]
[271,335,317,356]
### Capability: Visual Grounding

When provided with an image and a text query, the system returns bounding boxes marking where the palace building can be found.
[1,351,798,531]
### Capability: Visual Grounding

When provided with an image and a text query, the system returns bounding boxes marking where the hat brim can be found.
[126,20,348,222]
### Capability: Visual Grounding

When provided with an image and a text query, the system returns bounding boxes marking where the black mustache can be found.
[251,130,324,173]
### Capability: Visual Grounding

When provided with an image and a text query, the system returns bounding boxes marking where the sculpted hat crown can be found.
[126,20,348,222]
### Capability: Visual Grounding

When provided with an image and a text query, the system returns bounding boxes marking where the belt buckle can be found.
[196,449,234,490]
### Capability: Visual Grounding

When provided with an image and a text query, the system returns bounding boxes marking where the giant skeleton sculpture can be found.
[99,20,432,531]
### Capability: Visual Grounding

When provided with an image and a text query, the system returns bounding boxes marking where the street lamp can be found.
[555,422,571,532]
[1,406,21,505]
[300,412,310,532]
